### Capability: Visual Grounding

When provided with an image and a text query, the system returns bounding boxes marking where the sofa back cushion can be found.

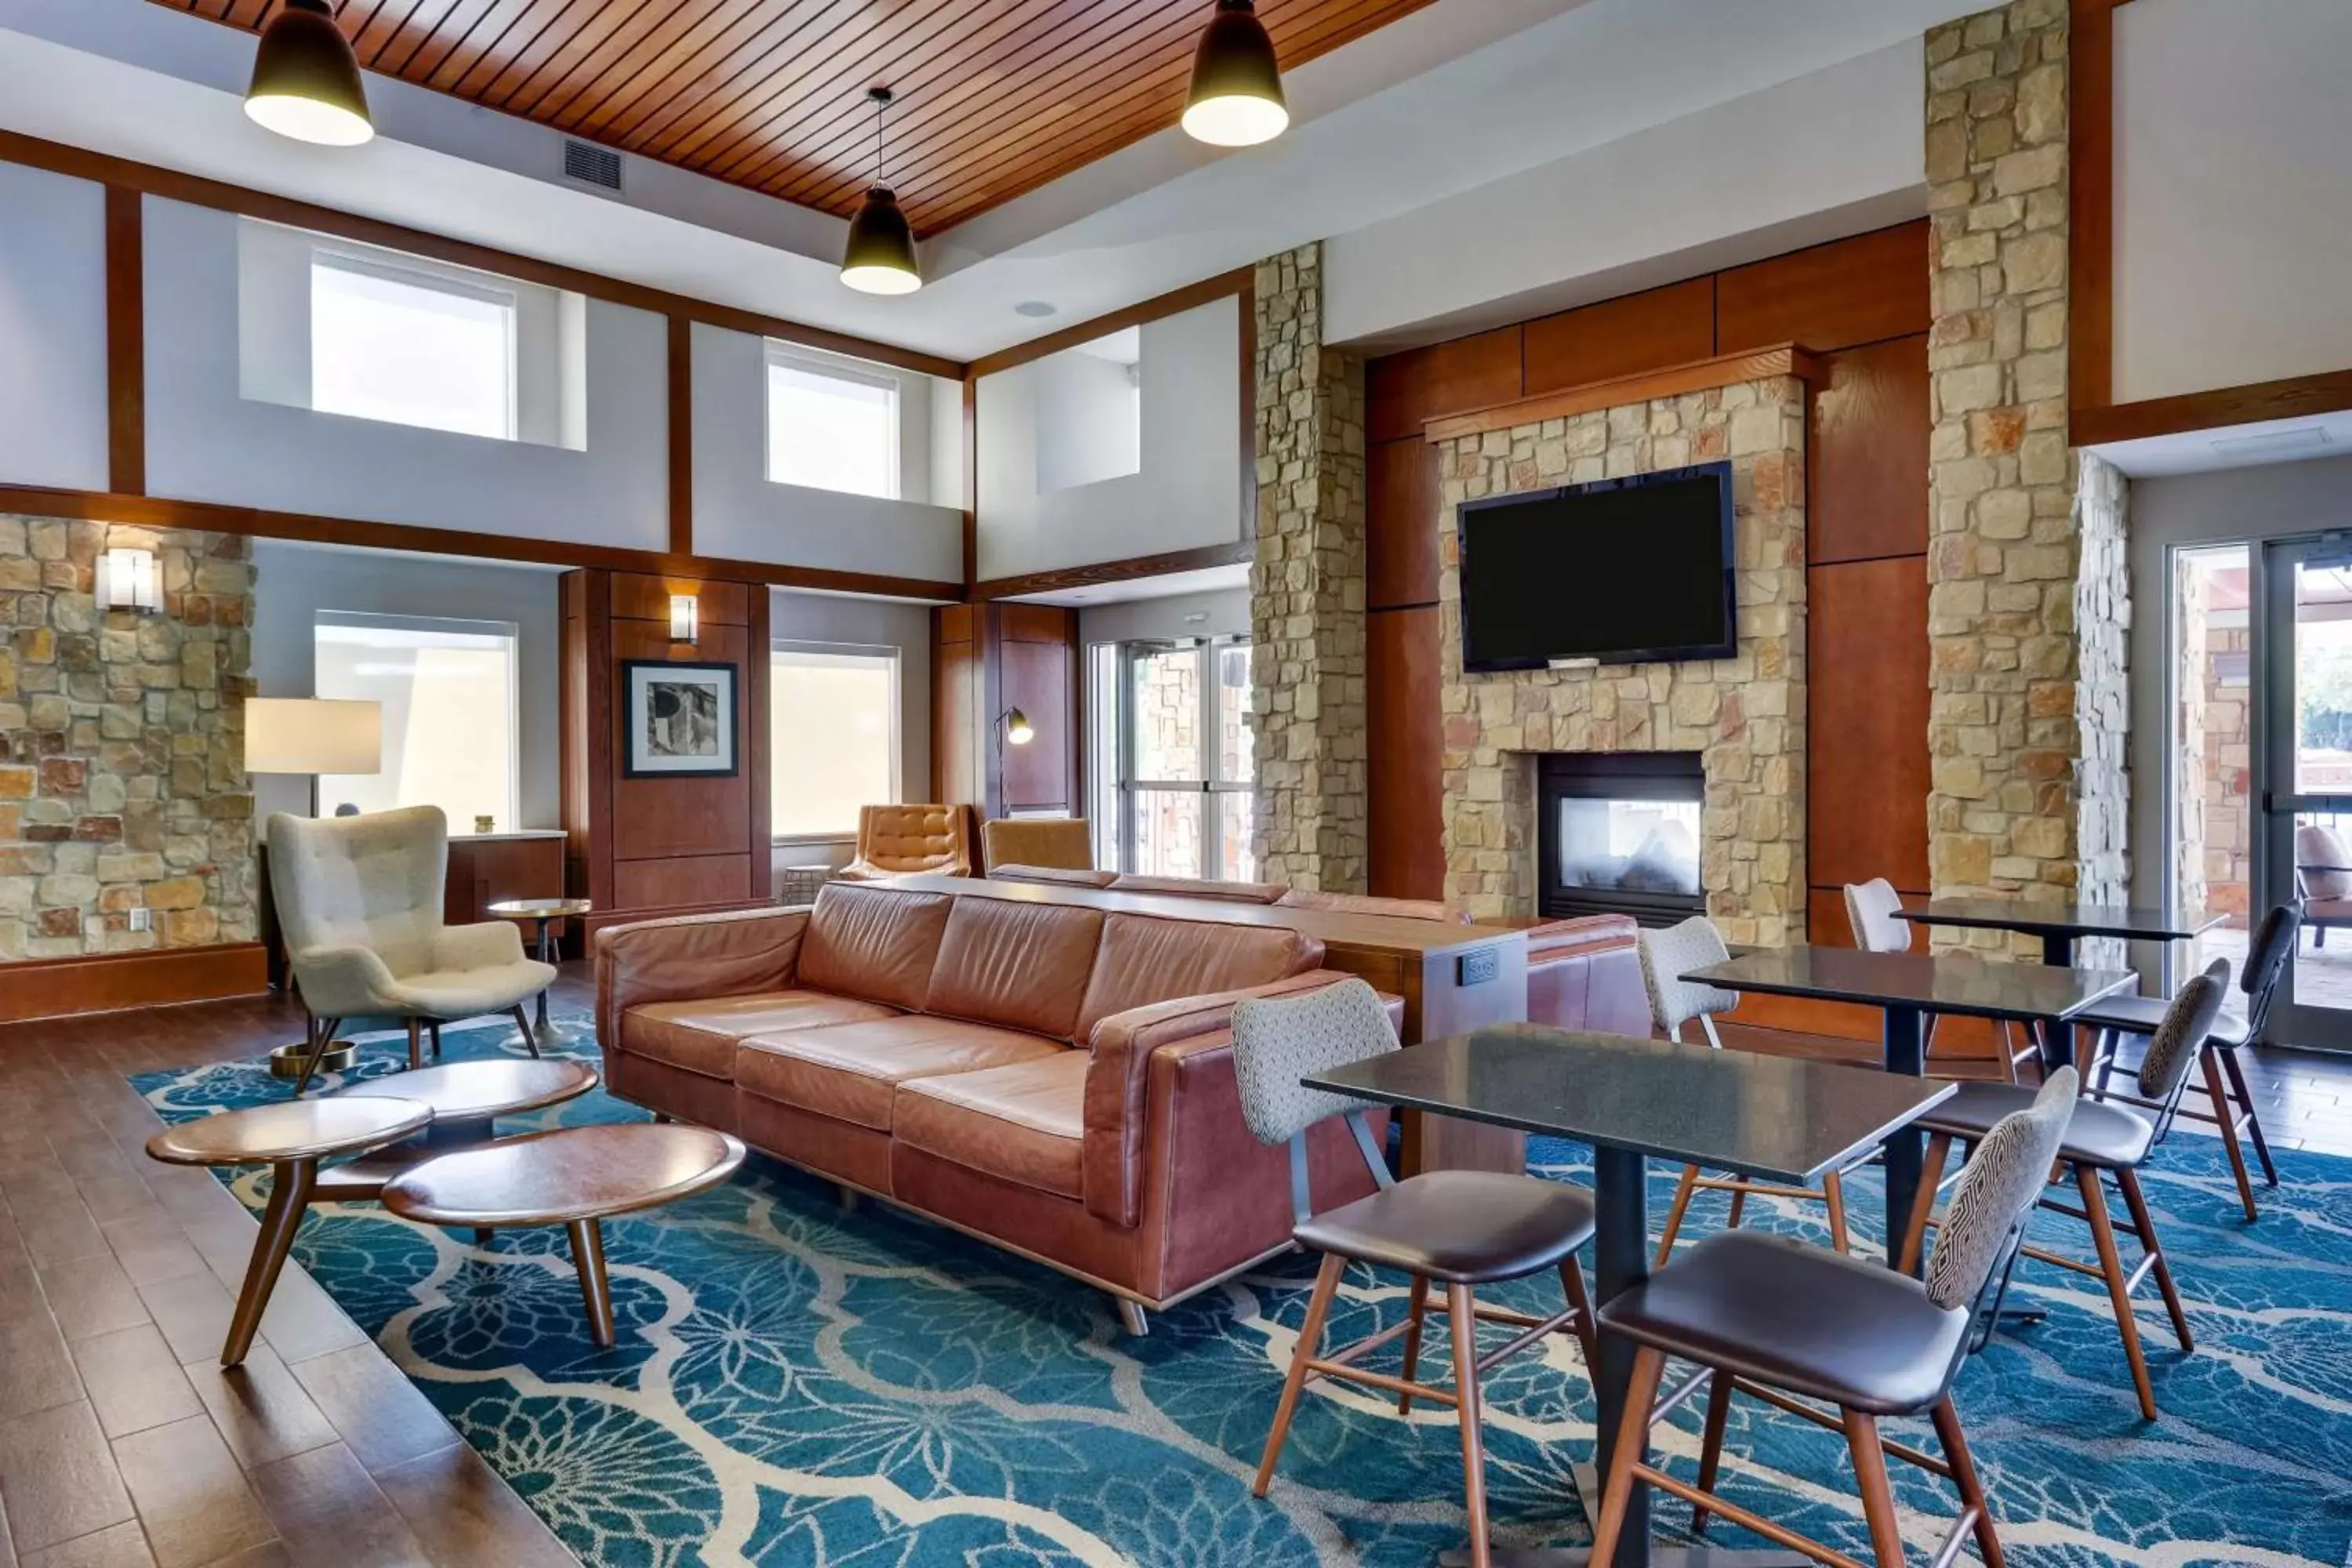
[925,896,1107,1040]
[1075,912,1325,1044]
[1109,873,1286,903]
[1276,888,1465,923]
[797,884,954,1011]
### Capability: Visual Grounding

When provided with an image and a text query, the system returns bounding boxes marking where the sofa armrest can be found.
[1522,913,1639,963]
[1081,970,1398,1228]
[594,906,812,1053]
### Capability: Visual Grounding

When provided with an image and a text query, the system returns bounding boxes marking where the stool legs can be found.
[2078,1167,2157,1421]
[1397,1275,1432,1414]
[2201,1050,2260,1222]
[223,1156,318,1367]
[1932,1396,2005,1568]
[1252,1252,1345,1497]
[406,1018,425,1071]
[568,1217,615,1347]
[1447,1283,1490,1568]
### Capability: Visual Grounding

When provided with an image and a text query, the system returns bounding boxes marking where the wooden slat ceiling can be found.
[169,0,1443,234]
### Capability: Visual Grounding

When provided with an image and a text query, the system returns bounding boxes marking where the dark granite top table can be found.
[1686,946,2138,1025]
[1306,1024,1951,1568]
[1891,899,2227,966]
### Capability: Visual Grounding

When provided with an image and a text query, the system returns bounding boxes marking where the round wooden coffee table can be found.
[488,897,592,1051]
[380,1123,745,1347]
[316,1058,600,1208]
[147,1097,433,1367]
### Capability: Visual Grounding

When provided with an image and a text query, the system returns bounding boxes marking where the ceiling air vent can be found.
[563,140,622,193]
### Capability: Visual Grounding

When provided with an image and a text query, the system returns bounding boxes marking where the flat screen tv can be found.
[1457,460,1736,673]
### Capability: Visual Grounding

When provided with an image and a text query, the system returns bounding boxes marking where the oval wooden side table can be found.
[382,1123,745,1347]
[488,896,593,1052]
[146,1097,433,1367]
[316,1058,601,1210]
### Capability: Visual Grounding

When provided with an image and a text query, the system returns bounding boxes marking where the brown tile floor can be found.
[5,967,2350,1567]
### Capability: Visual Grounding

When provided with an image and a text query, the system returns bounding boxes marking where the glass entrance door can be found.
[2256,536,2352,1050]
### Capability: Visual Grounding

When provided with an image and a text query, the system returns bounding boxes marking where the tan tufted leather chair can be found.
[837,804,975,881]
[981,817,1094,872]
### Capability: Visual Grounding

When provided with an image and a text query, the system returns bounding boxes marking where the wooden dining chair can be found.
[2078,902,2295,1221]
[1844,877,2038,1083]
[1638,916,1853,1264]
[1228,978,1599,1568]
[1900,971,2225,1421]
[1587,1069,2079,1568]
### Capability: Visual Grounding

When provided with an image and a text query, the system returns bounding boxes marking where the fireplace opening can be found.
[1537,752,1705,926]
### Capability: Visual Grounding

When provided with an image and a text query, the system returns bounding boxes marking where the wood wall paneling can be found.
[1000,639,1074,812]
[1806,555,1933,894]
[2071,368,2352,447]
[1521,278,1716,397]
[2071,0,2118,414]
[610,573,750,626]
[666,314,692,556]
[613,854,753,912]
[1367,438,1441,610]
[929,604,1078,822]
[933,605,984,807]
[1809,336,1931,564]
[103,186,143,496]
[1425,346,1821,445]
[1367,606,1445,901]
[1367,327,1523,443]
[0,945,270,1025]
[1715,222,1933,355]
[442,837,566,927]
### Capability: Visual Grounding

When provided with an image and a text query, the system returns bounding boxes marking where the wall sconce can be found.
[669,593,698,642]
[997,707,1035,750]
[96,546,160,614]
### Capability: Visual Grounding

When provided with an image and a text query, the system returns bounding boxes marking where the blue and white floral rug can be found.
[135,1022,2352,1567]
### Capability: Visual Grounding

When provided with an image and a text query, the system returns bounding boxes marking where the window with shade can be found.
[771,644,900,838]
[312,612,521,830]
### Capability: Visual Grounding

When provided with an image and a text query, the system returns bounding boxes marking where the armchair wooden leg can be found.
[2116,1167,2193,1352]
[1397,1275,1432,1414]
[1821,1168,1851,1255]
[2219,1047,2280,1186]
[429,1022,444,1059]
[1558,1257,1599,1373]
[1897,1132,1953,1273]
[1723,1174,1750,1230]
[2078,1165,2158,1420]
[1655,1164,1702,1266]
[510,1005,541,1060]
[2201,1049,2260,1222]
[1842,1408,1906,1568]
[289,1015,337,1098]
[1584,1345,1668,1568]
[1932,1396,2004,1568]
[1690,1367,1733,1537]
[1446,1283,1491,1568]
[1253,1252,1343,1497]
[406,1018,425,1072]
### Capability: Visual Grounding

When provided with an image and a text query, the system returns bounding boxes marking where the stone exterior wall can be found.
[1248,242,1370,892]
[2174,550,2210,930]
[2198,618,2252,926]
[0,517,256,960]
[1436,378,1809,942]
[1924,0,2129,947]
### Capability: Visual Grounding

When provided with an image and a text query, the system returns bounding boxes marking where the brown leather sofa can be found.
[837,804,976,881]
[596,881,1390,1331]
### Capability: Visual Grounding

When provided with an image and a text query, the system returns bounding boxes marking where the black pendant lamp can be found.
[840,87,921,296]
[245,0,374,147]
[1182,0,1287,147]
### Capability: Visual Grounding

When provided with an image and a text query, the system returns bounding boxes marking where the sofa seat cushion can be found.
[735,1017,1065,1131]
[626,990,902,1080]
[893,1052,1089,1200]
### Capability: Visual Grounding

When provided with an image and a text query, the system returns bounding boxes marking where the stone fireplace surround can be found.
[1436,370,1810,946]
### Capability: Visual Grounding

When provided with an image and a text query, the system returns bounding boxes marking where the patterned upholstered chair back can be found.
[1926,1068,2078,1310]
[1635,916,1739,1041]
[2137,964,2230,1102]
[1230,978,1401,1148]
[1843,878,1913,954]
[2238,902,2300,1038]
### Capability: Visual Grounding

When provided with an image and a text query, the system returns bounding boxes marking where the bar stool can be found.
[1846,877,2039,1082]
[1229,978,1599,1568]
[1588,1069,2079,1568]
[2078,902,2296,1221]
[1639,916,1853,1263]
[1900,971,2225,1421]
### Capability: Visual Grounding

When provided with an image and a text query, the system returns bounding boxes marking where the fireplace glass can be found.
[1555,797,1702,898]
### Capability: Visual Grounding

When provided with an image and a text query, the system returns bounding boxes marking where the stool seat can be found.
[1295,1170,1595,1284]
[1921,1080,2154,1169]
[2074,992,2249,1046]
[1598,1229,1967,1416]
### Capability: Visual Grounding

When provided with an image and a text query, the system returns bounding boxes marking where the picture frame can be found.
[621,659,739,778]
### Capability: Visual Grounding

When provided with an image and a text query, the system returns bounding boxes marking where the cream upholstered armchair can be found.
[268,805,557,1094]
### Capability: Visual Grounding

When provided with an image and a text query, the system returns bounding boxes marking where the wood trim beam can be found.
[1422,345,1824,443]
[966,268,1254,380]
[104,186,144,495]
[971,540,1253,601]
[0,129,965,383]
[0,485,965,602]
[2071,368,2352,447]
[0,943,269,1025]
[666,315,694,557]
[2070,0,2118,415]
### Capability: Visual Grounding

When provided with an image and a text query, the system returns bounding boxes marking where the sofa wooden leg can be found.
[835,1185,862,1213]
[1115,1297,1150,1336]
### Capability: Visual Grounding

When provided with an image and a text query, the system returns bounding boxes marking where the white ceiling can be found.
[2090,411,2352,480]
[0,0,1982,365]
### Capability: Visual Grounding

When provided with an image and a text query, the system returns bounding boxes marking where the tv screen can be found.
[1457,461,1736,672]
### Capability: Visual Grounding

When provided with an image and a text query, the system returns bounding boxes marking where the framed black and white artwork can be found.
[622,660,739,778]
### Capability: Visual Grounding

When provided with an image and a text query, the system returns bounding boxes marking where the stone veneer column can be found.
[1923,0,2128,939]
[1248,242,1370,891]
[0,517,256,960]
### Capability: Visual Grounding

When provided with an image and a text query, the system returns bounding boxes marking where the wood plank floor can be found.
[5,967,2350,1567]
